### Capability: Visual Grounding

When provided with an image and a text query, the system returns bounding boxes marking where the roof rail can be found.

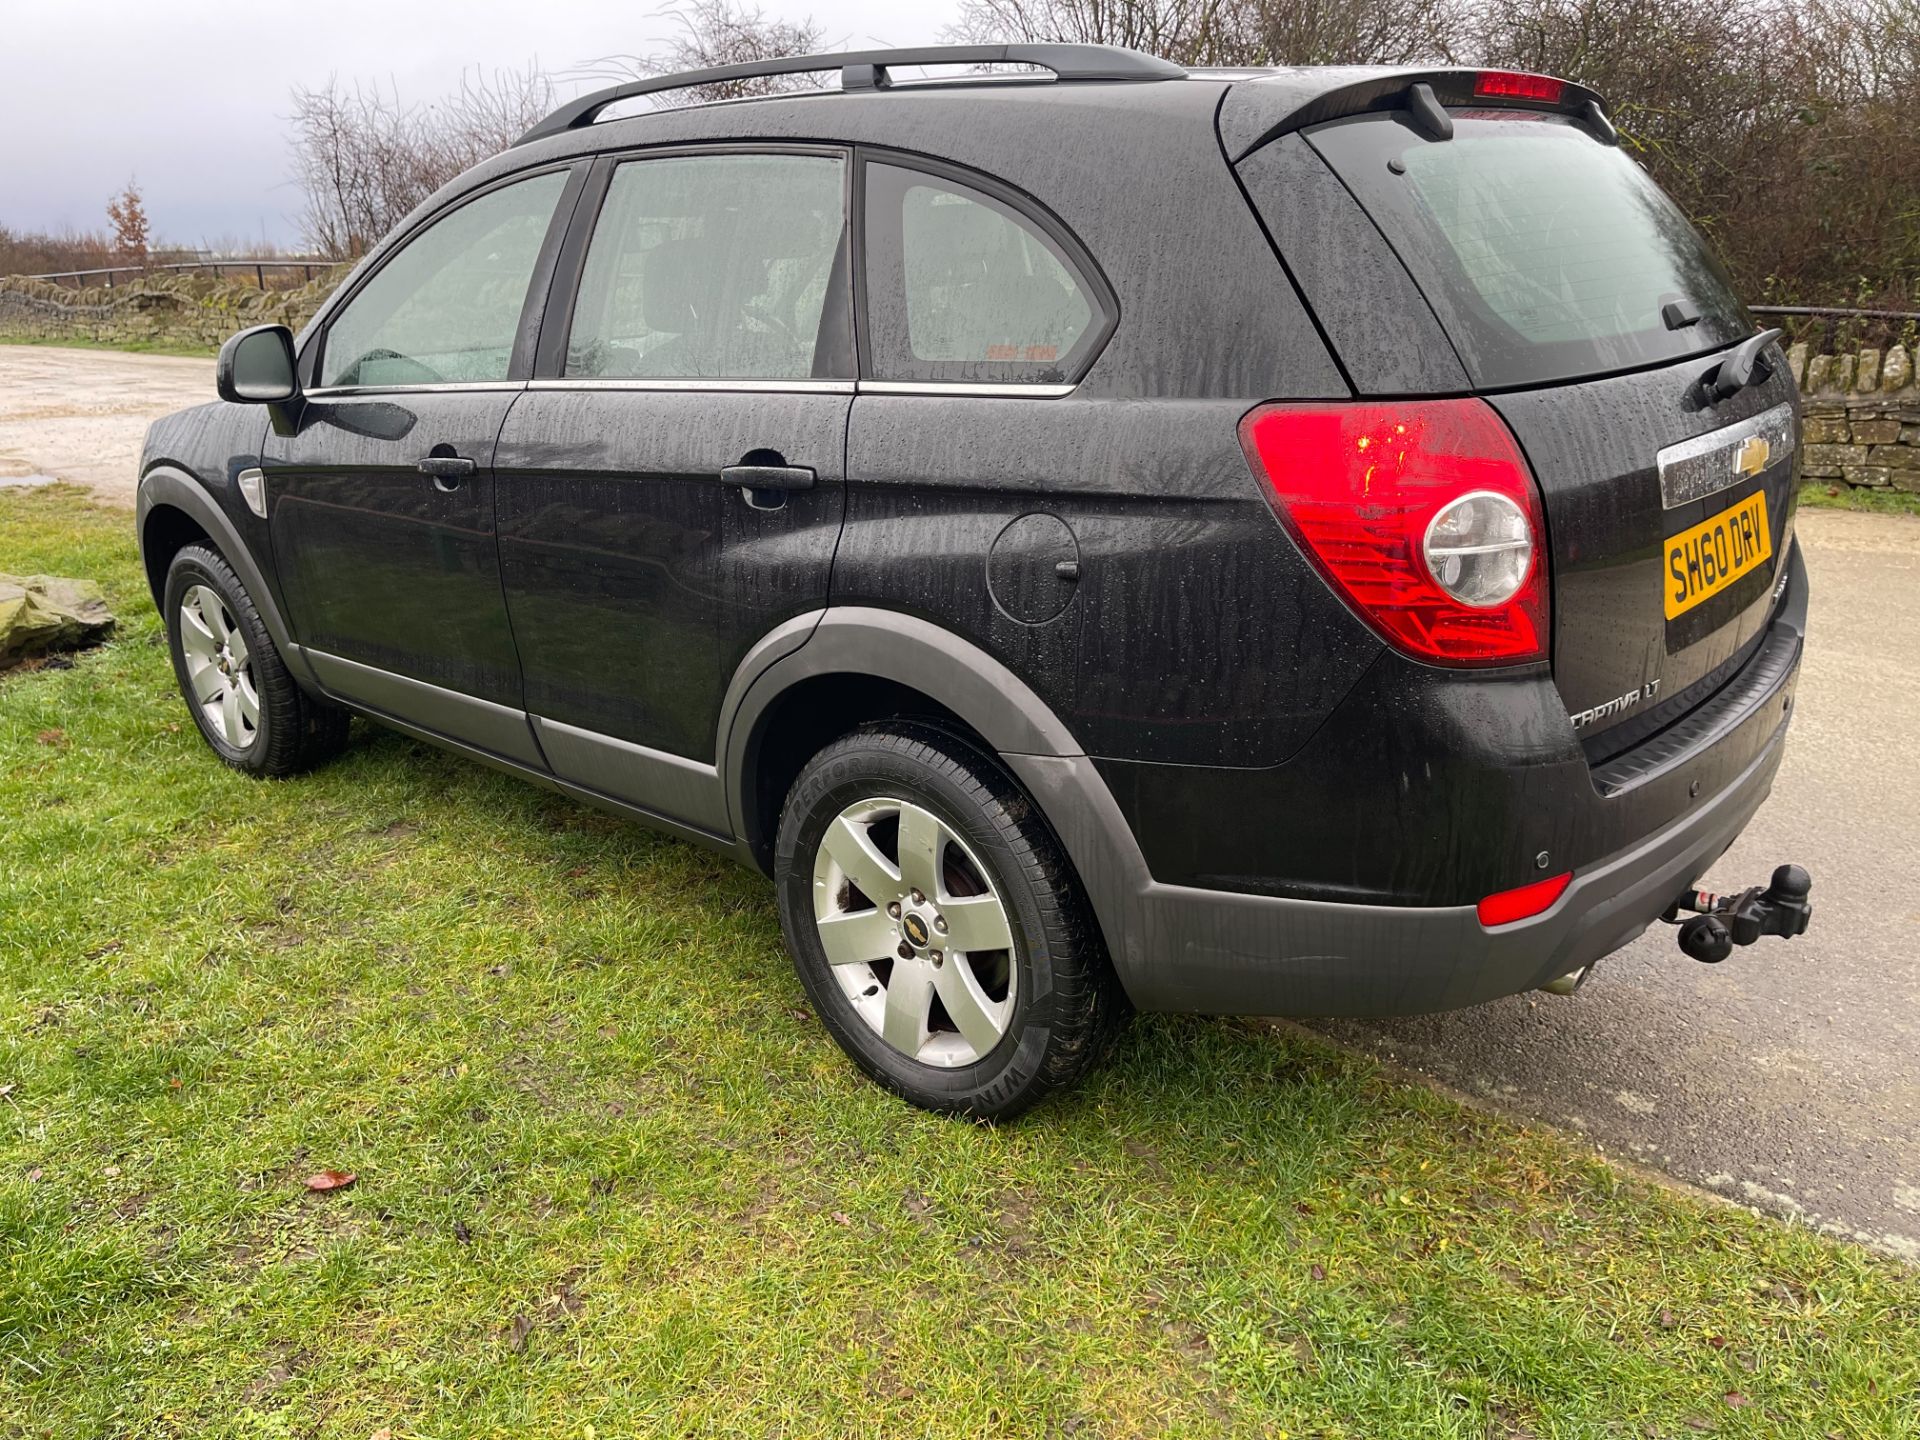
[514,44,1187,147]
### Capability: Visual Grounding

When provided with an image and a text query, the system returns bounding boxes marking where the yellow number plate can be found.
[1664,491,1773,621]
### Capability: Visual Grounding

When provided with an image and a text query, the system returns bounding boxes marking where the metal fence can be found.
[1751,305,1920,323]
[28,258,335,289]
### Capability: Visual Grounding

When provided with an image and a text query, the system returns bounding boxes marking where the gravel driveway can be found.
[7,341,1917,1261]
[0,345,215,506]
[1316,510,1920,1262]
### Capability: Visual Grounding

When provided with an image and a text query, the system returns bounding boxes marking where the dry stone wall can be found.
[0,272,339,353]
[1788,342,1919,494]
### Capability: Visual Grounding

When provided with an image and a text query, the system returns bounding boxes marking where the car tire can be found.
[162,544,349,778]
[775,723,1129,1119]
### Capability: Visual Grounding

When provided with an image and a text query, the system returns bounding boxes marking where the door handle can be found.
[720,462,816,512]
[719,464,816,493]
[418,454,477,491]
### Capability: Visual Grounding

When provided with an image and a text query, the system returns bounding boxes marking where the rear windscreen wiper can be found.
[1703,327,1784,400]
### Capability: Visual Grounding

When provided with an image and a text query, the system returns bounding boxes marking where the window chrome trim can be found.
[302,381,530,399]
[519,378,1075,398]
[528,377,856,395]
[857,380,1076,399]
[1656,401,1796,509]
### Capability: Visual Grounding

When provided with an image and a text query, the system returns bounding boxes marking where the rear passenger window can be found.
[566,152,847,381]
[862,161,1109,386]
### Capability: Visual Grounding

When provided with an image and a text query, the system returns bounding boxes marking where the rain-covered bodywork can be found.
[136,58,1806,1017]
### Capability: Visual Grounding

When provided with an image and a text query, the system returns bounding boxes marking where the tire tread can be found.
[777,722,1128,1118]
[165,544,349,778]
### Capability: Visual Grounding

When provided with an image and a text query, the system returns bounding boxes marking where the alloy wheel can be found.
[177,584,259,750]
[812,796,1017,1067]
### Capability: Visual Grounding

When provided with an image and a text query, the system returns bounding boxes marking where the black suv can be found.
[138,45,1807,1117]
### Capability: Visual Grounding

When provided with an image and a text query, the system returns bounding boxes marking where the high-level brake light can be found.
[1238,399,1550,667]
[1474,71,1566,104]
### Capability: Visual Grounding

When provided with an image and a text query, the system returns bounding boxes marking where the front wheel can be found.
[163,544,348,777]
[775,725,1128,1119]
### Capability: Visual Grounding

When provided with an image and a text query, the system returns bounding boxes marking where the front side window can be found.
[319,171,568,389]
[566,152,847,381]
[862,162,1108,386]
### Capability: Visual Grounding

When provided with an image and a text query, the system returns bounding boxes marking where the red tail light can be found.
[1477,872,1572,927]
[1239,400,1549,667]
[1475,71,1566,104]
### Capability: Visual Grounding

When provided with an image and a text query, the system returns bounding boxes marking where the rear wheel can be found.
[162,545,348,777]
[775,724,1127,1119]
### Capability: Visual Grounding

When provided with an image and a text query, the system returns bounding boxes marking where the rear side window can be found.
[1302,112,1752,389]
[320,171,567,389]
[567,152,847,381]
[862,161,1111,386]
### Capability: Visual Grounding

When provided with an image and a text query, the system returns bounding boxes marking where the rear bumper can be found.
[1009,546,1804,1017]
[1072,717,1785,1015]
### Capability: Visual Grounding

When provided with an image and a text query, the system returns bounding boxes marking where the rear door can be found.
[268,167,581,765]
[495,147,852,831]
[1240,106,1797,752]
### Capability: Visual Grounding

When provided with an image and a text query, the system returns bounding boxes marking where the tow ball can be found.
[1661,864,1814,964]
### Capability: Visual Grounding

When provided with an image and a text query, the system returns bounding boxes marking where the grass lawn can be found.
[1799,480,1920,518]
[0,334,221,359]
[1,485,1914,1439]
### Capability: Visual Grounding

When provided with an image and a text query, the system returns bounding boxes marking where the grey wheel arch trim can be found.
[718,606,1085,854]
[136,465,318,691]
[716,606,1159,1005]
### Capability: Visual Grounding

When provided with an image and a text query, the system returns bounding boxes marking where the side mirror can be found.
[217,325,299,404]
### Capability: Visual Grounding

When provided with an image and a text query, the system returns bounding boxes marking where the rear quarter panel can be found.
[839,396,1382,767]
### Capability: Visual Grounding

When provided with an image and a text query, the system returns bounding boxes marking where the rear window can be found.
[1304,111,1752,388]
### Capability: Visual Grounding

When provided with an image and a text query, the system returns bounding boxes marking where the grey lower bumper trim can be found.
[1009,718,1789,1018]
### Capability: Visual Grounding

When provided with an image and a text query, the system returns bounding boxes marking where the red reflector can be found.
[1475,71,1566,103]
[1238,400,1550,666]
[1478,872,1572,927]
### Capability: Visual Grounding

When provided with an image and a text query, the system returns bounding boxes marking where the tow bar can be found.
[1661,864,1814,964]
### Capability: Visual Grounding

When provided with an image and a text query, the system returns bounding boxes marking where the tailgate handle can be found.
[1703,327,1783,400]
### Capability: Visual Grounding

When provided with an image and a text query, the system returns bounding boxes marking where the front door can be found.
[266,167,578,764]
[496,148,853,830]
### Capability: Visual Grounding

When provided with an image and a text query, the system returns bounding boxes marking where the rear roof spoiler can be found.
[516,44,1188,148]
[1218,66,1611,162]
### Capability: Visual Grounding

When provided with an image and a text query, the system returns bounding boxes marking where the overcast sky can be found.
[1,0,960,250]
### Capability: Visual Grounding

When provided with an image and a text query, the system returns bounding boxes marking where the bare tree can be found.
[1464,0,1919,312]
[950,0,1915,314]
[947,0,1257,63]
[1251,0,1461,64]
[0,226,116,280]
[289,65,554,258]
[948,0,1463,66]
[579,0,828,103]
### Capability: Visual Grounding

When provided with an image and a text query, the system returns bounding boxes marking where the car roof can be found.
[510,47,1601,170]
[514,43,1190,147]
